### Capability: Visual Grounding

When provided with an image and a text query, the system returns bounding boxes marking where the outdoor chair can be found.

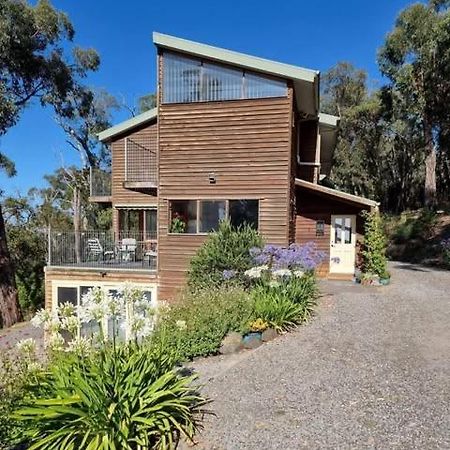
[119,238,137,262]
[86,238,114,262]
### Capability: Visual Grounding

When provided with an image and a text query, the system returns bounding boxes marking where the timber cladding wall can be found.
[44,268,157,310]
[111,122,158,204]
[295,188,367,276]
[157,96,293,299]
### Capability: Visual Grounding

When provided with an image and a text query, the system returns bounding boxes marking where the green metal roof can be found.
[97,107,157,142]
[153,32,318,83]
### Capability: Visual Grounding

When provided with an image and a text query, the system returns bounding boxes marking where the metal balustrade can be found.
[125,137,157,185]
[90,168,112,198]
[48,230,157,271]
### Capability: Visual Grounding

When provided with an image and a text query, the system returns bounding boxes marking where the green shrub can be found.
[155,287,253,360]
[14,343,208,450]
[390,210,438,244]
[0,341,45,450]
[361,210,389,278]
[188,220,263,290]
[250,286,303,331]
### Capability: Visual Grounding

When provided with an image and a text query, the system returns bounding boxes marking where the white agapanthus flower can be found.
[127,313,154,340]
[269,280,281,288]
[244,265,269,279]
[79,287,110,323]
[272,268,292,278]
[66,336,92,356]
[30,308,52,328]
[176,320,187,330]
[60,315,81,335]
[58,302,76,318]
[293,269,305,278]
[16,338,36,355]
[45,332,65,352]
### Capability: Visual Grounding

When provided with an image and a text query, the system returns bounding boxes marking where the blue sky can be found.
[0,0,413,196]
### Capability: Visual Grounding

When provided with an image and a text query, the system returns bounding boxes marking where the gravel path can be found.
[188,262,450,450]
[0,321,43,353]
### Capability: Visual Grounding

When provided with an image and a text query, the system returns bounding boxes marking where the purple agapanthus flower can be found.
[222,269,237,280]
[250,242,325,271]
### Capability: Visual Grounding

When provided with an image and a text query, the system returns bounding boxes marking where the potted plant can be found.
[360,211,391,286]
[170,215,186,233]
[242,318,268,344]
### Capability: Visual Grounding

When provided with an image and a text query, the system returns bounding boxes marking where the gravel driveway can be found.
[188,262,450,449]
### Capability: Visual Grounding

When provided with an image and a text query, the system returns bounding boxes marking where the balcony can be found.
[124,137,157,190]
[89,168,112,203]
[47,230,157,271]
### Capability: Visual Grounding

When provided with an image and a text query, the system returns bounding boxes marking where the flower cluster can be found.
[30,283,156,350]
[222,269,237,280]
[244,265,269,278]
[250,242,325,271]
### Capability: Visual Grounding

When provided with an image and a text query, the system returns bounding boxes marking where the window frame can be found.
[52,281,158,340]
[168,199,260,235]
[117,207,157,241]
[161,50,288,105]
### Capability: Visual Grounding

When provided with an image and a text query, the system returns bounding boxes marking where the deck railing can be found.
[48,230,157,270]
[125,137,157,185]
[90,168,112,197]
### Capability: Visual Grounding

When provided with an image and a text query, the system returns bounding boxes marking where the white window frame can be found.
[52,280,158,340]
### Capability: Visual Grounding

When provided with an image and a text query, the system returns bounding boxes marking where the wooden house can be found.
[44,33,378,310]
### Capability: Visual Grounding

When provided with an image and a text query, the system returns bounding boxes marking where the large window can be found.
[118,208,157,239]
[55,283,156,341]
[229,200,259,229]
[170,200,197,233]
[169,199,258,234]
[199,201,226,232]
[162,51,287,104]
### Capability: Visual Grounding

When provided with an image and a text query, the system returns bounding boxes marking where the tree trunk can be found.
[73,186,82,263]
[424,117,437,208]
[0,205,22,328]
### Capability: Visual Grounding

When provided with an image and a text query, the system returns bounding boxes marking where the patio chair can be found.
[119,238,137,262]
[86,238,114,262]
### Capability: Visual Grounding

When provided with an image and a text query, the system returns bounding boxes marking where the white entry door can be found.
[329,215,356,274]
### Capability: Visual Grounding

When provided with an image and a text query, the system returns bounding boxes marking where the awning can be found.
[295,178,379,209]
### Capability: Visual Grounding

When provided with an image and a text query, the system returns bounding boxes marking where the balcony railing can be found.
[125,137,157,187]
[90,168,112,199]
[48,230,157,271]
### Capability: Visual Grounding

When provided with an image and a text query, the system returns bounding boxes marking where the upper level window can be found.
[169,199,258,234]
[162,51,287,104]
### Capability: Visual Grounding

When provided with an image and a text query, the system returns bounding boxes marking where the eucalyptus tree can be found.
[0,0,100,327]
[378,0,450,207]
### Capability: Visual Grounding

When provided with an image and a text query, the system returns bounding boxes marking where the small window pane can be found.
[344,218,352,244]
[334,218,342,244]
[316,220,325,237]
[79,286,100,338]
[229,200,259,229]
[199,201,226,232]
[202,62,242,101]
[57,287,78,306]
[145,210,157,239]
[119,209,141,234]
[163,52,201,103]
[245,72,287,99]
[170,200,197,233]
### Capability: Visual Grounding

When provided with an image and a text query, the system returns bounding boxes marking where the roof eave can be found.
[295,178,379,208]
[153,32,319,85]
[97,108,158,143]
